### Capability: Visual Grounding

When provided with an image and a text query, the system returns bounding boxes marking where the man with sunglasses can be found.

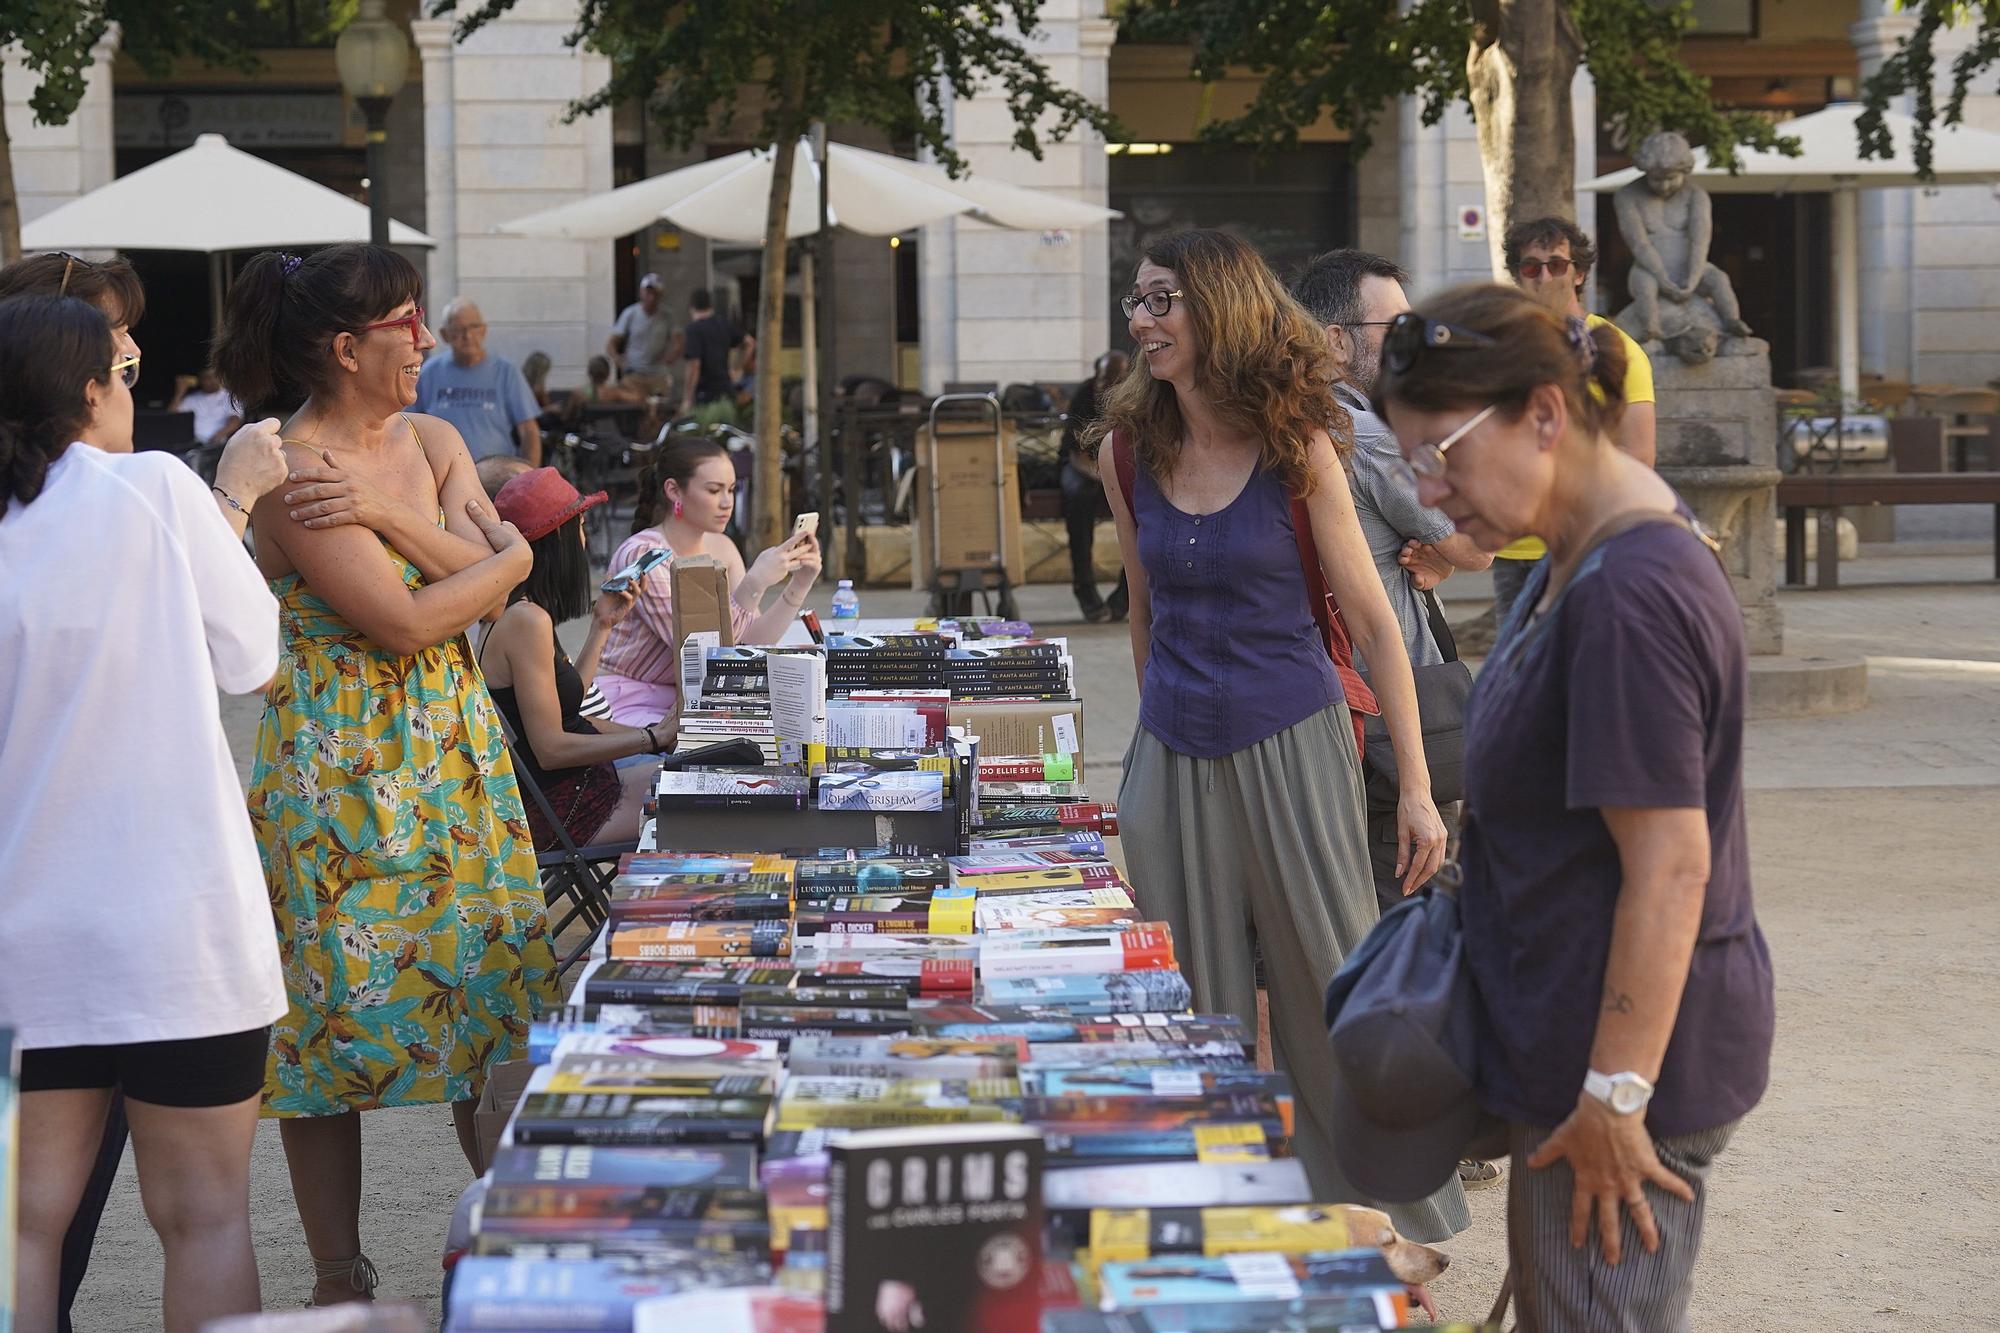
[1493,217,1657,624]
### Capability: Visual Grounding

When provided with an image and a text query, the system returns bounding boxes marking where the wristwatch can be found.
[1583,1069,1655,1116]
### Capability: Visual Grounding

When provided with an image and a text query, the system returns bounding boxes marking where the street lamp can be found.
[335,0,411,246]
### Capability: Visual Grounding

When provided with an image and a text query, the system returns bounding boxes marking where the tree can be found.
[0,2,261,260]
[1129,0,1798,276]
[1857,1,2000,179]
[437,0,1117,551]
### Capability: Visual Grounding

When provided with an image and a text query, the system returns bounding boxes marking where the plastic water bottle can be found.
[830,579,860,621]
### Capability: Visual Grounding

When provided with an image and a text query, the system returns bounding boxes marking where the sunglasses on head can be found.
[1382,311,1497,376]
[1516,256,1574,280]
[355,306,427,347]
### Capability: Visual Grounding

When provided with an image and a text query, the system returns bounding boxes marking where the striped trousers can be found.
[1508,1119,1739,1332]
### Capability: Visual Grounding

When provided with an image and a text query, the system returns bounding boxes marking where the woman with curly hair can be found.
[1093,229,1466,1241]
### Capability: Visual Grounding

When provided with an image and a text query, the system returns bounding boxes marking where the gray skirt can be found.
[1120,702,1471,1244]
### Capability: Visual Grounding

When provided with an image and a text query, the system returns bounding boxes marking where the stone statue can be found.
[1612,131,1755,363]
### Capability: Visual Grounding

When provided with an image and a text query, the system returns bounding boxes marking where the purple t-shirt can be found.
[1457,521,1774,1137]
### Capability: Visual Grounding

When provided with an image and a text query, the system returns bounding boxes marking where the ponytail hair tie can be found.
[1565,316,1597,373]
[279,253,303,277]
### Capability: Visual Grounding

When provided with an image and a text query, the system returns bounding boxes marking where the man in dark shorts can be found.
[678,288,756,427]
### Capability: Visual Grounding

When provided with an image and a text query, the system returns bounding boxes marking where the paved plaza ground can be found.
[73,546,2000,1329]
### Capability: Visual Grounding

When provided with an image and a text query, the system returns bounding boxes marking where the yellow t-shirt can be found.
[1497,314,1655,562]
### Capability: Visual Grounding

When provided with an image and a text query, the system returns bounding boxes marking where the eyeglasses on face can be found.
[1516,255,1573,280]
[109,354,141,389]
[1386,402,1499,494]
[1120,289,1184,319]
[1382,311,1497,376]
[356,306,428,347]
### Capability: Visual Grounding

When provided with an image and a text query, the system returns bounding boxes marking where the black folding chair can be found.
[512,759,635,979]
[509,738,770,977]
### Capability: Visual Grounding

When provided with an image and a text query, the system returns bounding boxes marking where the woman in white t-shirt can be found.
[0,294,286,1332]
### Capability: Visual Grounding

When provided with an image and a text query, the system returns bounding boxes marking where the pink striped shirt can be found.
[598,529,755,698]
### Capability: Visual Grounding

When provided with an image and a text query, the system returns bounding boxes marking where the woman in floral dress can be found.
[217,244,557,1305]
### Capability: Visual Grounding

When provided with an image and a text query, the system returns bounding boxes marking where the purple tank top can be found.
[1135,460,1341,758]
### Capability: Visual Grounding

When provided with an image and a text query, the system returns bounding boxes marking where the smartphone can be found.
[792,511,820,541]
[601,546,669,593]
[800,609,825,644]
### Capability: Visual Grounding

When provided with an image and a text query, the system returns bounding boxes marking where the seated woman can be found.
[595,437,819,725]
[483,467,670,847]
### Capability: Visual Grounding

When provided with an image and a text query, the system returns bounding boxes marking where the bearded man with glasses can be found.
[1491,217,1658,627]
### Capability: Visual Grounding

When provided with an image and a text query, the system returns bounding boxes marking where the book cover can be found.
[965,830,1107,856]
[1022,1094,1289,1141]
[631,1288,824,1333]
[913,1013,1249,1048]
[1095,1249,1403,1310]
[973,905,1143,935]
[976,925,1175,980]
[446,1253,769,1331]
[1039,1125,1269,1168]
[1086,1205,1373,1265]
[794,858,953,894]
[975,755,1075,783]
[1025,1040,1250,1067]
[475,1185,768,1242]
[977,971,1192,1013]
[608,885,794,924]
[1034,1068,1292,1120]
[531,1015,743,1059]
[618,852,794,877]
[805,957,977,997]
[487,1144,759,1190]
[973,803,1114,831]
[774,1077,1022,1130]
[611,920,792,961]
[542,1066,776,1098]
[509,1093,770,1146]
[826,1125,1043,1333]
[547,1035,779,1065]
[1041,1161,1311,1214]
[655,772,808,811]
[785,1037,1024,1081]
[817,772,946,812]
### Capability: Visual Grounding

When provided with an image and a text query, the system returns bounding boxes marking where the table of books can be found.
[444,619,1489,1333]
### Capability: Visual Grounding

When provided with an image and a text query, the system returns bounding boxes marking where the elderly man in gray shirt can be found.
[1291,250,1491,898]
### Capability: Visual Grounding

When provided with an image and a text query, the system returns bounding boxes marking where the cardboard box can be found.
[671,554,735,651]
[948,698,1083,759]
[914,420,1025,586]
[471,1058,537,1175]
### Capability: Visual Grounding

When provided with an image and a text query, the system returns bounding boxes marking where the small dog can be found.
[1322,1203,1451,1321]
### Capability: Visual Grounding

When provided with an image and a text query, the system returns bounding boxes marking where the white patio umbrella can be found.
[21,132,434,334]
[1584,103,2000,405]
[496,138,1119,242]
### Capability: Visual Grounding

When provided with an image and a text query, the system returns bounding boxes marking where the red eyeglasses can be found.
[356,306,427,346]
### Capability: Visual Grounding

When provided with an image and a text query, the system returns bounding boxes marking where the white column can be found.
[1832,182,1861,407]
[417,0,613,384]
[1850,7,1918,383]
[920,0,1109,390]
[411,18,458,307]
[1570,63,1599,311]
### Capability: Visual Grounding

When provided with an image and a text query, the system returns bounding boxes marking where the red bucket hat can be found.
[493,467,608,541]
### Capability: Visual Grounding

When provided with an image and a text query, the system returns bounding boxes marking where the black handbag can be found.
[1363,589,1473,807]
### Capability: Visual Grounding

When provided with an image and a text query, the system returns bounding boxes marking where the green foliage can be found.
[431,0,1118,177]
[3,1,262,128]
[1858,1,2000,178]
[1122,0,1794,168]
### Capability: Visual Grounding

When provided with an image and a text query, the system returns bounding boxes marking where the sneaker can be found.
[1457,1159,1502,1187]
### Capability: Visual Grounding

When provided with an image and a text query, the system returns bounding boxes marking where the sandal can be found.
[309,1253,379,1306]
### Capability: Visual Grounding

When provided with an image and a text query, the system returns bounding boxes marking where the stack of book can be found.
[451,619,1472,1333]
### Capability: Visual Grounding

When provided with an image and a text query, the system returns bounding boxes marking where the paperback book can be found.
[825,1125,1044,1333]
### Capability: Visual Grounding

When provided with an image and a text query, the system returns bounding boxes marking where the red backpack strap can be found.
[1291,497,1377,758]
